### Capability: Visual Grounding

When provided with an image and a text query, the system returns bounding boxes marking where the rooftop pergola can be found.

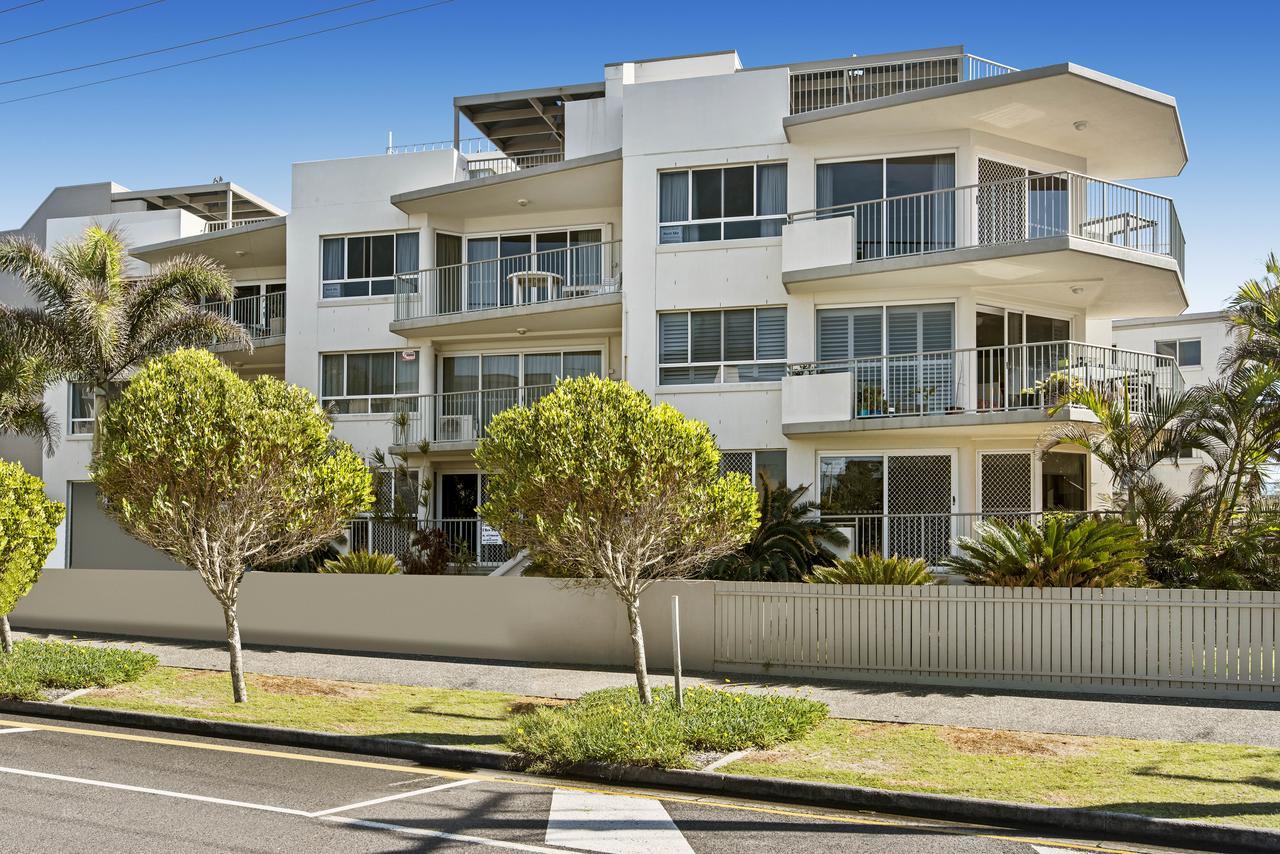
[110,181,285,224]
[454,81,605,157]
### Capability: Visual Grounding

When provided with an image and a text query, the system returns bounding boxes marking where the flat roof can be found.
[1114,310,1227,328]
[110,181,286,223]
[455,81,605,159]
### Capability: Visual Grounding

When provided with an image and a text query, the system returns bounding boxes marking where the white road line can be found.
[546,787,696,854]
[0,727,35,734]
[308,778,476,817]
[1031,847,1077,854]
[0,765,311,817]
[322,814,576,853]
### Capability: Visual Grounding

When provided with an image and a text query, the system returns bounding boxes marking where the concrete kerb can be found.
[2,698,1276,854]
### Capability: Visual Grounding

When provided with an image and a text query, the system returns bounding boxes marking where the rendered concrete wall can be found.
[11,571,716,671]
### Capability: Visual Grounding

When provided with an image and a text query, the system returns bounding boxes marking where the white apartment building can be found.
[2,44,1192,570]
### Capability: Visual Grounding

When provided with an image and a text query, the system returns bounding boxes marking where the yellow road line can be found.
[0,716,1143,853]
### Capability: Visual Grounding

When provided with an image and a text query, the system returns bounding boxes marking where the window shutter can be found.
[886,307,920,355]
[851,309,883,358]
[755,308,786,360]
[659,313,689,364]
[921,305,954,352]
[690,311,722,363]
[723,310,755,361]
[817,310,849,362]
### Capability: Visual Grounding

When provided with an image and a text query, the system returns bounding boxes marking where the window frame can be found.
[438,348,605,392]
[320,349,421,414]
[658,162,788,245]
[320,231,419,300]
[1154,338,1201,368]
[658,306,787,386]
[719,449,788,489]
[68,381,126,435]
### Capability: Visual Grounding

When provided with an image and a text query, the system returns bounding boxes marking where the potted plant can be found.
[857,383,889,417]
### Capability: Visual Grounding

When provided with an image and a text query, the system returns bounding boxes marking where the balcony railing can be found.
[201,217,277,233]
[204,292,286,341]
[789,53,1016,115]
[347,516,514,569]
[394,384,556,446]
[789,171,1185,275]
[821,510,1116,566]
[393,240,621,322]
[463,151,564,179]
[787,340,1182,420]
[385,136,498,155]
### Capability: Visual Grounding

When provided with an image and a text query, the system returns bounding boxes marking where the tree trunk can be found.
[625,597,652,705]
[91,387,108,457]
[222,604,248,703]
[0,615,12,654]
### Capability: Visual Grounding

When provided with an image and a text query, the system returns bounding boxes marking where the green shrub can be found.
[320,552,400,574]
[0,460,65,652]
[942,514,1147,588]
[506,685,828,770]
[0,640,157,700]
[806,554,935,585]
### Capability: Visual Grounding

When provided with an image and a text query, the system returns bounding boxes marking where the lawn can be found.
[70,666,560,750]
[0,640,157,700]
[67,666,1280,829]
[724,719,1280,829]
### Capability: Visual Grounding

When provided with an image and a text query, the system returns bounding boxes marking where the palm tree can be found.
[704,481,849,582]
[1178,364,1280,539]
[0,225,249,450]
[0,320,64,452]
[1037,383,1195,520]
[1225,252,1280,367]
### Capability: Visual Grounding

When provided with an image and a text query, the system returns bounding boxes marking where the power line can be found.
[0,0,458,106]
[0,1,166,47]
[0,0,385,86]
[0,1,43,16]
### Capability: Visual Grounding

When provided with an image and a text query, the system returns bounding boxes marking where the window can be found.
[720,450,787,488]
[1155,338,1201,367]
[658,163,787,244]
[458,229,604,311]
[816,154,955,258]
[321,232,419,298]
[321,351,420,413]
[69,381,125,435]
[441,350,602,394]
[1041,451,1086,511]
[659,307,786,384]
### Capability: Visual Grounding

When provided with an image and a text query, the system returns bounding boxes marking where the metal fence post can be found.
[671,595,683,710]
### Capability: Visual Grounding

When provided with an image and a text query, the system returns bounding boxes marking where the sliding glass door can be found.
[820,452,954,564]
[816,154,955,259]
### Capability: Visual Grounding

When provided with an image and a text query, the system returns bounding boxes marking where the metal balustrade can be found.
[385,136,497,155]
[204,291,286,341]
[789,171,1184,275]
[789,53,1016,114]
[788,340,1183,420]
[821,510,1119,566]
[393,384,556,446]
[394,240,621,322]
[463,151,564,178]
[346,516,513,569]
[202,217,277,233]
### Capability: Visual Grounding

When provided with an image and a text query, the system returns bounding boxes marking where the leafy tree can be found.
[806,554,934,585]
[475,376,758,704]
[1038,384,1193,520]
[0,225,249,450]
[91,349,372,702]
[704,482,848,581]
[0,461,64,653]
[942,515,1147,588]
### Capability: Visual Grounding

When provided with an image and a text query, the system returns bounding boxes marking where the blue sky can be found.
[0,0,1274,310]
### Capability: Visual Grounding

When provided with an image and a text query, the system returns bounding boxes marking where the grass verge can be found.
[0,640,157,700]
[506,685,829,770]
[69,666,559,750]
[724,719,1280,829]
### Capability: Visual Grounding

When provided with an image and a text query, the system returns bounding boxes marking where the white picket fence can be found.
[714,583,1280,699]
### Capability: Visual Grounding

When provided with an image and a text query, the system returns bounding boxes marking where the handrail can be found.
[463,151,565,178]
[204,291,286,341]
[385,136,497,155]
[789,53,1017,115]
[394,383,557,446]
[394,239,621,322]
[786,171,1184,275]
[202,217,276,233]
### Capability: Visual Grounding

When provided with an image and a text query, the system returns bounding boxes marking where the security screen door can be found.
[821,452,954,563]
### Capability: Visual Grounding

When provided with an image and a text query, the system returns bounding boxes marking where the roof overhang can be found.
[391,292,622,340]
[784,64,1187,180]
[390,150,622,218]
[111,182,285,222]
[130,216,286,268]
[456,81,606,158]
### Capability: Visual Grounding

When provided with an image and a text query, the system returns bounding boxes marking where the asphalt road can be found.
[0,713,1205,853]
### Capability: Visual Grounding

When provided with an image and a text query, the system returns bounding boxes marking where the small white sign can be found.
[480,524,502,546]
[399,350,417,361]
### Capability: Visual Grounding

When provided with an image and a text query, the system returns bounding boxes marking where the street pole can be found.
[671,595,683,710]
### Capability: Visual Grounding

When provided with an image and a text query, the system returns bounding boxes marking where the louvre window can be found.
[658,307,786,385]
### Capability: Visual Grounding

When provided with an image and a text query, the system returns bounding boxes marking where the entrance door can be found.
[820,452,954,563]
[439,473,480,560]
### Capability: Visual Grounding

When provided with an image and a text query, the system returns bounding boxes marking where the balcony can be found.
[384,136,566,180]
[790,52,1016,115]
[782,340,1182,435]
[391,241,622,337]
[782,172,1185,313]
[205,292,286,343]
[201,217,279,234]
[347,516,515,572]
[392,384,554,450]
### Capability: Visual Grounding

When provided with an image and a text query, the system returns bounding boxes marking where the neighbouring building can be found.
[1,45,1196,571]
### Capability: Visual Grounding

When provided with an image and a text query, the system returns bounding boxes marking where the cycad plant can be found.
[705,482,849,582]
[320,551,401,574]
[806,553,935,585]
[0,225,248,449]
[942,515,1147,588]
